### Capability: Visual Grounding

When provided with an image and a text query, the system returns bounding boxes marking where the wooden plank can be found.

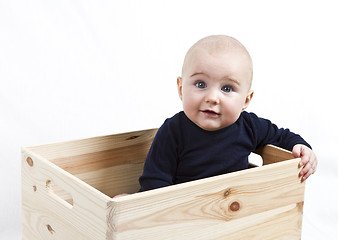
[110,158,304,239]
[27,128,157,162]
[49,143,150,175]
[74,163,144,197]
[256,145,294,165]
[209,203,303,240]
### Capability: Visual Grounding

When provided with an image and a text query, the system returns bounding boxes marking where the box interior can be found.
[26,128,294,201]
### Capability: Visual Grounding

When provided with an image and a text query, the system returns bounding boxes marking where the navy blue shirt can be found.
[139,111,310,191]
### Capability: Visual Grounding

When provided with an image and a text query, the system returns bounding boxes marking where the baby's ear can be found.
[242,90,254,111]
[177,77,183,100]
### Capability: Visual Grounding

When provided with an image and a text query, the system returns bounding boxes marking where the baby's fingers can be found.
[300,161,312,180]
[300,155,317,180]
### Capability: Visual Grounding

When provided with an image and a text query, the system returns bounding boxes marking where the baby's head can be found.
[177,35,254,131]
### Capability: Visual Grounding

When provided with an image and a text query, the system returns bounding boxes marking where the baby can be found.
[139,35,317,192]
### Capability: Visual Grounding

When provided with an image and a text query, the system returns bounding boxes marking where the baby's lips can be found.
[202,109,220,115]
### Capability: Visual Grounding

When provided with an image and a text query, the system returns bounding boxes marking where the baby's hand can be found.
[112,193,130,198]
[292,144,317,180]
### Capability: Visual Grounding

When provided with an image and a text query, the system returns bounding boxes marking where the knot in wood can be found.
[229,201,240,212]
[126,135,139,140]
[26,157,34,167]
[223,189,231,198]
[46,224,55,234]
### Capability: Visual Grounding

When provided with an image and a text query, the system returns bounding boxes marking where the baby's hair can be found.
[191,35,246,52]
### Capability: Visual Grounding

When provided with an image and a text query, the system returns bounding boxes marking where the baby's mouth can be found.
[201,110,220,117]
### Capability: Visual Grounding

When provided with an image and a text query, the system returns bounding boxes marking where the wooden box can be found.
[22,128,305,240]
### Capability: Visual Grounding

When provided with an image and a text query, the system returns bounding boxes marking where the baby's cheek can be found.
[225,98,242,113]
[182,95,199,111]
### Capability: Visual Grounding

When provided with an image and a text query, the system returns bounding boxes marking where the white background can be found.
[1,0,338,239]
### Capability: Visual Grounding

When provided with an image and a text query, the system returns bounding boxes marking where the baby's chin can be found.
[200,125,228,132]
[195,121,235,132]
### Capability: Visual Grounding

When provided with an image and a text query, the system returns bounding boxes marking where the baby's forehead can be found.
[182,35,253,87]
[192,35,245,53]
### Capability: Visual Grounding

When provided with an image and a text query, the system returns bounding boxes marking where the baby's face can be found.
[178,47,253,131]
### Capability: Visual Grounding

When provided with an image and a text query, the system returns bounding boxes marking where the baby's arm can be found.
[139,120,179,192]
[248,113,317,180]
[292,144,318,180]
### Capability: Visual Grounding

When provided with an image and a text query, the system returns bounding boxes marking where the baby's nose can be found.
[205,90,220,104]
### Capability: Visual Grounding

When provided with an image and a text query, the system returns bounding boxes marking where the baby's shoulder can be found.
[240,111,272,131]
[162,111,185,127]
[240,111,260,123]
[157,111,185,134]
[241,111,273,121]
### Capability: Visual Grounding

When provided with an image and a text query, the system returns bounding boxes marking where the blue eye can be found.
[195,81,206,89]
[222,86,233,93]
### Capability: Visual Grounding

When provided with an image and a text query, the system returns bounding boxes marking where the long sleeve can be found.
[139,119,179,191]
[246,112,311,151]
